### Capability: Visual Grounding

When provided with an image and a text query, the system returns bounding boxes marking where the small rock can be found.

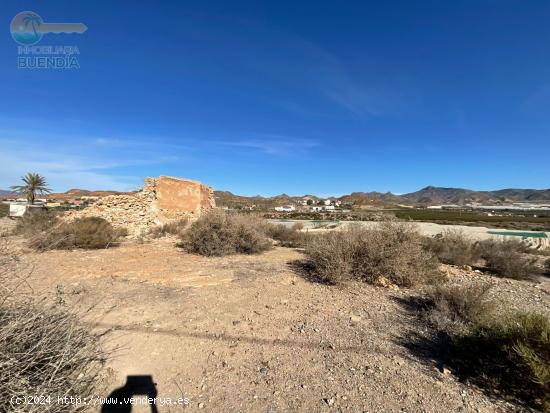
[325,397,335,406]
[198,402,205,409]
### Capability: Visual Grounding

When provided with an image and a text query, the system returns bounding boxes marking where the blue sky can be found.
[1,1,549,196]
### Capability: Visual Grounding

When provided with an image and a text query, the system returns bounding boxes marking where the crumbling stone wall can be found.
[65,176,215,236]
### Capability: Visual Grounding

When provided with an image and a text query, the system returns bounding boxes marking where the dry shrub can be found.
[544,258,550,275]
[148,218,189,238]
[477,239,538,280]
[422,283,494,332]
[0,304,107,413]
[0,203,8,218]
[305,222,441,286]
[266,222,309,248]
[424,229,481,266]
[0,239,107,413]
[29,217,123,251]
[450,312,550,411]
[13,210,59,237]
[180,210,271,256]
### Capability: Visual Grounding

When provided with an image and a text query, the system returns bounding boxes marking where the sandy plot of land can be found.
[13,237,548,413]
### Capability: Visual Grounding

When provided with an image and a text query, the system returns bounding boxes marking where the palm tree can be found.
[22,13,41,41]
[11,173,51,205]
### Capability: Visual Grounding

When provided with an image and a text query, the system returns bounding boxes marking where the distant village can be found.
[1,195,99,217]
[218,195,353,214]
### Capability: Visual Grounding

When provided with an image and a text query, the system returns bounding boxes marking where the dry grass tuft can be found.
[477,239,538,280]
[180,210,272,256]
[305,221,442,286]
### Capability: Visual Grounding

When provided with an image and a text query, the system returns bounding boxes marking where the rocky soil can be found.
[10,236,549,413]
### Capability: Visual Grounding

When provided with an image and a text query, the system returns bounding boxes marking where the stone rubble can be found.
[64,176,215,237]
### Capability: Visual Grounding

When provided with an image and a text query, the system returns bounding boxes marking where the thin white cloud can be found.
[209,134,319,155]
[0,134,183,192]
[262,34,396,117]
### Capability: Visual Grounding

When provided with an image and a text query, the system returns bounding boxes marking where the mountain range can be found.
[2,186,549,206]
[0,190,16,198]
[215,186,550,207]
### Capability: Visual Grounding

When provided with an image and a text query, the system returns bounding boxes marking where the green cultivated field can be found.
[393,208,550,231]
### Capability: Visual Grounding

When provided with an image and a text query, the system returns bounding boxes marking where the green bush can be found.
[450,312,550,410]
[29,217,123,251]
[424,229,481,266]
[477,239,538,279]
[180,210,272,256]
[420,281,550,410]
[304,222,441,286]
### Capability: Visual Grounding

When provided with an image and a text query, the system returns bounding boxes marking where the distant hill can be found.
[402,186,550,205]
[214,191,316,209]
[5,185,548,206]
[487,188,550,202]
[401,186,494,205]
[47,188,130,201]
[215,186,550,208]
[339,191,404,206]
[0,189,17,199]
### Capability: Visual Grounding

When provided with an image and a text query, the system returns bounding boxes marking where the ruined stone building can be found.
[65,176,215,236]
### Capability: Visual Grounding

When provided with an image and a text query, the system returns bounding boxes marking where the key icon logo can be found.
[10,11,87,45]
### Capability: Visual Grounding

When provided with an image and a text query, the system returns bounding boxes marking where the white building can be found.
[275,205,296,212]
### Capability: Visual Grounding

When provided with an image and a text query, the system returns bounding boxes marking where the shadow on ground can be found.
[89,321,368,354]
[390,295,453,371]
[101,375,159,413]
[287,259,333,285]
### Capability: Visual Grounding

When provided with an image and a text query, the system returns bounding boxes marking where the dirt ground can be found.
[9,231,550,412]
